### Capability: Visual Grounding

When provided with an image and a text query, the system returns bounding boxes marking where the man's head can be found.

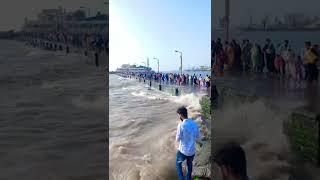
[176,106,188,121]
[214,143,248,180]
[305,41,312,49]
[266,38,271,44]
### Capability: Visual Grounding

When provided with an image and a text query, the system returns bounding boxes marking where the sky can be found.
[109,0,211,72]
[212,0,320,28]
[0,0,108,31]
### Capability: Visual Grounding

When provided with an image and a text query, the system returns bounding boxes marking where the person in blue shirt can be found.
[176,106,200,180]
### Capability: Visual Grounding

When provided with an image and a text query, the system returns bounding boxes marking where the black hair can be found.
[214,142,248,178]
[176,106,188,118]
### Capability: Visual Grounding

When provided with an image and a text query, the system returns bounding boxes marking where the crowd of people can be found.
[137,72,211,88]
[212,38,319,83]
[20,31,108,54]
[19,31,108,67]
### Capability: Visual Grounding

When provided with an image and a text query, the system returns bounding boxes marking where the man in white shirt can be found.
[176,106,200,180]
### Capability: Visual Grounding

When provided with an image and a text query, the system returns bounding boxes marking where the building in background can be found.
[20,6,108,50]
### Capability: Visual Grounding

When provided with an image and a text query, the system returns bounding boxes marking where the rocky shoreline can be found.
[191,96,212,179]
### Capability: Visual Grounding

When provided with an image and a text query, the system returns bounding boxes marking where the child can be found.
[295,55,303,82]
[274,55,280,76]
[287,50,297,80]
[274,54,285,77]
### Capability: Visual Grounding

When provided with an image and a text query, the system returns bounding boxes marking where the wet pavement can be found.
[132,77,211,96]
[213,72,320,180]
[215,72,320,112]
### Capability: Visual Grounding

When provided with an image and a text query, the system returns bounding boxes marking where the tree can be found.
[73,10,86,20]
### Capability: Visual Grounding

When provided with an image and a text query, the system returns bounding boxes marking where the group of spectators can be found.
[20,31,108,53]
[212,38,319,83]
[138,73,211,88]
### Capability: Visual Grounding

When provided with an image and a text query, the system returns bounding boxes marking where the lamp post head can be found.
[175,50,182,55]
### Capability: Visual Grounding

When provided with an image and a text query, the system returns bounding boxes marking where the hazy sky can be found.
[109,0,211,72]
[213,0,320,28]
[0,0,108,31]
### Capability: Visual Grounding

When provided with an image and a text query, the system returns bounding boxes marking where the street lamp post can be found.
[175,50,183,75]
[153,58,159,73]
[225,0,230,42]
[154,57,161,88]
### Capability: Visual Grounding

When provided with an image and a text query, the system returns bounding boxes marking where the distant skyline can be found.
[213,0,320,28]
[0,0,108,31]
[109,0,211,72]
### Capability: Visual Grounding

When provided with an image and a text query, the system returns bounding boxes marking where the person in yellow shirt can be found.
[303,42,319,82]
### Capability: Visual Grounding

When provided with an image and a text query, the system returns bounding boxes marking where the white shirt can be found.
[176,119,200,156]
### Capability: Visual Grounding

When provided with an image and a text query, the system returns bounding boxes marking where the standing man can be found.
[304,42,318,82]
[263,38,276,74]
[278,40,290,55]
[95,52,99,67]
[176,106,200,180]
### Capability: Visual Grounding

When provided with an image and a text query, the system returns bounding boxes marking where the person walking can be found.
[176,106,200,180]
[263,38,276,74]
